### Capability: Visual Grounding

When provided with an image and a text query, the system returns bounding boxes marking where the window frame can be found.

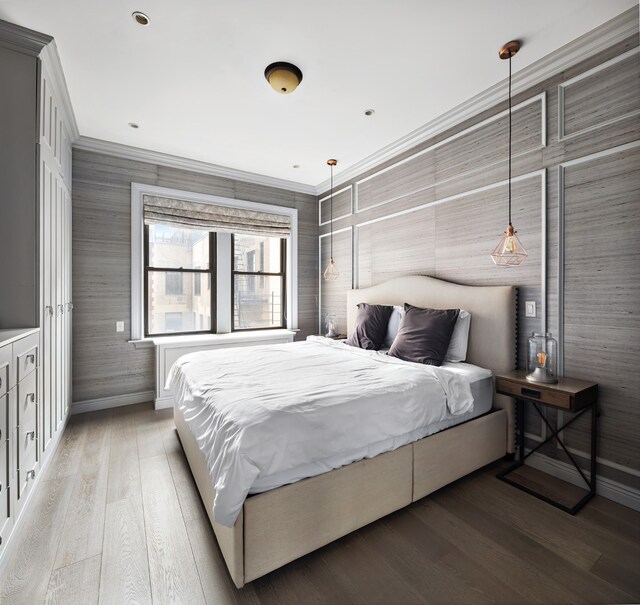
[231,235,286,332]
[143,224,217,337]
[130,183,298,342]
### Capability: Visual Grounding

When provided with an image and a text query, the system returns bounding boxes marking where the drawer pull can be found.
[521,387,541,399]
[27,431,35,441]
[46,305,54,317]
[27,393,35,403]
[26,354,35,364]
[0,376,2,388]
[27,470,35,481]
[0,482,2,492]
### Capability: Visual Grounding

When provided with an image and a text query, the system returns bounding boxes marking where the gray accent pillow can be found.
[388,304,460,366]
[345,303,394,350]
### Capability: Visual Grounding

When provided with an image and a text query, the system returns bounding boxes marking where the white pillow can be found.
[383,305,405,348]
[445,309,471,362]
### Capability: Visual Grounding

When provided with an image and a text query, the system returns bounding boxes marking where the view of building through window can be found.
[145,225,286,335]
[146,224,212,335]
[233,234,285,330]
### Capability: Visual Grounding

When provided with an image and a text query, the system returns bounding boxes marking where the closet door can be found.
[55,180,64,431]
[40,162,54,454]
[64,187,72,416]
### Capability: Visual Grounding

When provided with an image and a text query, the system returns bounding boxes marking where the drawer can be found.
[0,438,7,529]
[16,370,38,435]
[496,378,572,409]
[0,344,10,397]
[15,333,39,383]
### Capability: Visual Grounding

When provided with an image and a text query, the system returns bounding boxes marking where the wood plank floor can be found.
[1,402,638,605]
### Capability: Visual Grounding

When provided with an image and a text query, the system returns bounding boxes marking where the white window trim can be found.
[130,182,298,342]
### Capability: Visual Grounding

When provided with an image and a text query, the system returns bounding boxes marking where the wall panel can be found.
[561,143,640,470]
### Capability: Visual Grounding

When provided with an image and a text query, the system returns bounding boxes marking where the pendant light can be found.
[491,40,528,267]
[323,159,339,281]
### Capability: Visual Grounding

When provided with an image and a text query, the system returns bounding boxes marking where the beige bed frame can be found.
[174,275,517,588]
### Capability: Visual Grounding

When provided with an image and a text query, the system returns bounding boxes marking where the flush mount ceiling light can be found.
[323,159,340,281]
[264,62,303,94]
[132,11,150,25]
[490,40,528,267]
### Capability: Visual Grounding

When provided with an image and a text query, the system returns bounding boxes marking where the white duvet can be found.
[168,338,476,527]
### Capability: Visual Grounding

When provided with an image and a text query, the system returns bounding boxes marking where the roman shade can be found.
[143,195,291,237]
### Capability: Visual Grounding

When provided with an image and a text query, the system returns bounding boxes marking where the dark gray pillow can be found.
[345,303,394,350]
[388,304,459,366]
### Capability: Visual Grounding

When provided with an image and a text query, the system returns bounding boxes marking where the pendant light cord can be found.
[329,163,334,260]
[508,53,512,226]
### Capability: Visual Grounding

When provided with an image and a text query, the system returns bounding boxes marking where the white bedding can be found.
[168,338,491,527]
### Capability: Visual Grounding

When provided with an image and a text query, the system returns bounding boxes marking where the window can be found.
[131,184,298,341]
[232,234,286,330]
[144,224,215,336]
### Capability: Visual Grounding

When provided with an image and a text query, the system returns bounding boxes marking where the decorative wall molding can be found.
[350,93,546,211]
[558,46,640,141]
[557,139,640,375]
[317,7,638,193]
[318,226,353,333]
[352,170,547,332]
[71,390,155,414]
[319,185,353,226]
[75,136,317,195]
[527,452,640,512]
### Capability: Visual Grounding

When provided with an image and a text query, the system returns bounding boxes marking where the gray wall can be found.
[72,149,318,402]
[319,24,640,492]
[0,44,38,328]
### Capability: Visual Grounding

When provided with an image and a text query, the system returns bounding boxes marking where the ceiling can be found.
[0,0,635,187]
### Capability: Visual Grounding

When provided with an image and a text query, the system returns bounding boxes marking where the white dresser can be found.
[0,328,40,556]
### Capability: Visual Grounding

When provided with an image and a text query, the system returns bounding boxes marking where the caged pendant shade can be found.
[323,159,340,281]
[491,40,528,267]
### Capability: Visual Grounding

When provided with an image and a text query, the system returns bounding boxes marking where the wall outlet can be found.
[525,301,536,318]
[116,321,125,332]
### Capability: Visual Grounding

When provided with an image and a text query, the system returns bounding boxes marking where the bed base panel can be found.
[174,406,507,588]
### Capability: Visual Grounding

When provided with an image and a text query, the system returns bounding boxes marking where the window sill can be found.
[129,329,298,350]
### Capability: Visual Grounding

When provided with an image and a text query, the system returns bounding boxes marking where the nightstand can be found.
[495,370,598,514]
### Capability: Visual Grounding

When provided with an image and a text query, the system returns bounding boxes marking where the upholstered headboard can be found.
[347,275,517,453]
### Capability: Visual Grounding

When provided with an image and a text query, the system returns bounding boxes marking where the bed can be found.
[173,275,517,588]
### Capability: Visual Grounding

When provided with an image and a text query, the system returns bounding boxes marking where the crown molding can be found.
[40,41,80,142]
[0,18,51,56]
[317,6,639,194]
[74,136,317,196]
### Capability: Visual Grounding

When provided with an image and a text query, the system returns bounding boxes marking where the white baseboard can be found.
[71,390,154,414]
[526,452,640,512]
[155,395,174,410]
[0,411,70,576]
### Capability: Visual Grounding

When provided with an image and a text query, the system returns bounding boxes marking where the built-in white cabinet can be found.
[0,329,40,556]
[0,19,74,565]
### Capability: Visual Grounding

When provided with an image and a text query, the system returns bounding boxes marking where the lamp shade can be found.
[491,224,528,267]
[264,62,303,94]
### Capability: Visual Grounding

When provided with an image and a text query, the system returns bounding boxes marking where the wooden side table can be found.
[495,370,598,514]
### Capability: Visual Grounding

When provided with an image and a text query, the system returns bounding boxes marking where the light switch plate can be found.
[116,321,125,332]
[525,301,536,318]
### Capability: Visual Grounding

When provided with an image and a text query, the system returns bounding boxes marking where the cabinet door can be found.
[65,188,72,416]
[41,161,55,454]
[55,179,64,431]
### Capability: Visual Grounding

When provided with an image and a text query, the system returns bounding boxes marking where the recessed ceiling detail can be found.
[132,11,150,26]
